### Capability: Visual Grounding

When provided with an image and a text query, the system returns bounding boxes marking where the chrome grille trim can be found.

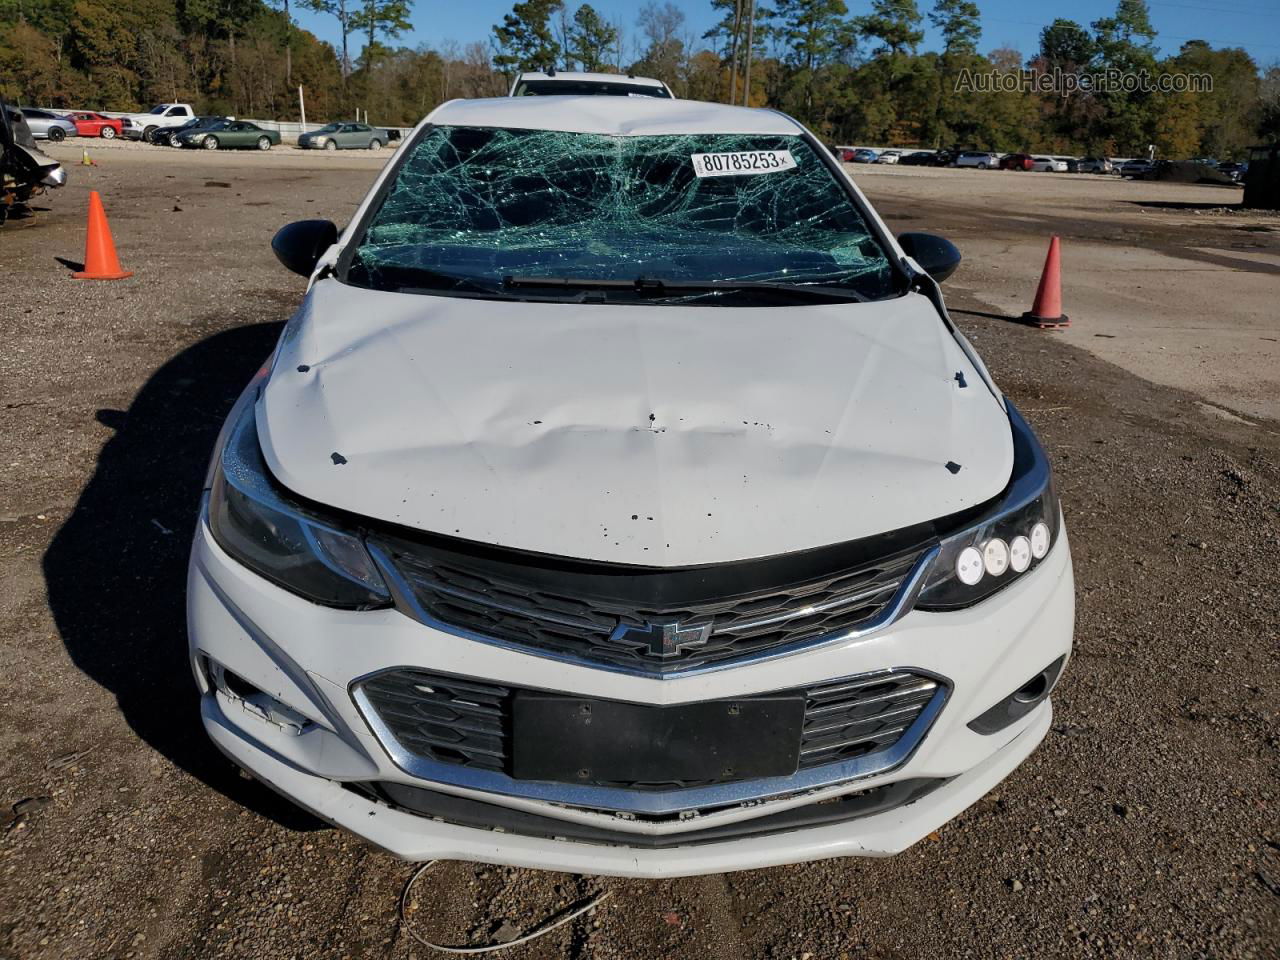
[368,542,940,678]
[353,667,949,816]
[712,580,899,636]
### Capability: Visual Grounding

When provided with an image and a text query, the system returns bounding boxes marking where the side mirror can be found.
[897,232,961,283]
[271,219,338,277]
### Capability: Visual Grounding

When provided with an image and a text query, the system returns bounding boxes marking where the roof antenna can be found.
[546,65,556,77]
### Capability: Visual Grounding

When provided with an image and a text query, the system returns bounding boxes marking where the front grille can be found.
[378,544,925,675]
[357,668,942,789]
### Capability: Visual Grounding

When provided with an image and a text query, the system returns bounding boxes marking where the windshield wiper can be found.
[502,275,869,303]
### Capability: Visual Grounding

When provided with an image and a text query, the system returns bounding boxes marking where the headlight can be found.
[915,402,1061,610]
[207,396,391,609]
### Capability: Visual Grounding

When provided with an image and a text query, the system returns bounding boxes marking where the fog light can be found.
[206,658,312,736]
[968,655,1066,735]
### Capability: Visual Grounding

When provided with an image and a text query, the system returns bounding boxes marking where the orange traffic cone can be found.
[72,191,132,280]
[1022,236,1068,329]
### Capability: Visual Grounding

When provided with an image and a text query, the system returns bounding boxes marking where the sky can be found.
[292,0,1280,69]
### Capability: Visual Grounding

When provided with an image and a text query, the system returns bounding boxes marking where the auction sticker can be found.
[692,150,797,178]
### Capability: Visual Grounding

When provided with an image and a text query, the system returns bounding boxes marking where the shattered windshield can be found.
[347,125,899,305]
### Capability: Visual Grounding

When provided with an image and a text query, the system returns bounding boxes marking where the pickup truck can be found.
[116,103,196,143]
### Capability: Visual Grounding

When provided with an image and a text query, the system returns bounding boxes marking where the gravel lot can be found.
[1,146,1277,960]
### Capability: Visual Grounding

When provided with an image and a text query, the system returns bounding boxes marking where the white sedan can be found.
[190,94,1074,878]
[1031,156,1068,172]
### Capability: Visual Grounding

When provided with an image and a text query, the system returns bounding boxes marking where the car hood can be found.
[259,280,1013,566]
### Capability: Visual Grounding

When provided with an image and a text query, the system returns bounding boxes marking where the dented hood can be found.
[259,280,1013,566]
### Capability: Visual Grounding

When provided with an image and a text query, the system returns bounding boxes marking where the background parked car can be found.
[1120,158,1156,178]
[850,147,879,164]
[875,149,902,164]
[18,108,77,142]
[1000,152,1033,171]
[1031,156,1068,172]
[177,119,280,151]
[1061,157,1080,173]
[153,116,226,146]
[901,149,955,167]
[298,122,386,151]
[1077,156,1113,173]
[1218,161,1247,182]
[117,103,196,142]
[954,150,998,169]
[64,111,122,139]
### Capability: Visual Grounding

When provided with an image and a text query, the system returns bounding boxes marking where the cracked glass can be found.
[347,125,898,304]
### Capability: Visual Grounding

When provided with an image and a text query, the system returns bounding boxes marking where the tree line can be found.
[2,0,1277,158]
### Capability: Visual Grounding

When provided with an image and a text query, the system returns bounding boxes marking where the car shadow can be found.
[42,321,325,830]
[949,307,1023,323]
[1126,199,1240,210]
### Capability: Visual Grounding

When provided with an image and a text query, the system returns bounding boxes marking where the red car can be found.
[65,111,123,139]
[999,152,1033,171]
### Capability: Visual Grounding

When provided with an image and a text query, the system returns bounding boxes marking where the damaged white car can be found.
[188,96,1074,878]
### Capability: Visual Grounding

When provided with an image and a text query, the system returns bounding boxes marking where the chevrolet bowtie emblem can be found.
[610,620,713,659]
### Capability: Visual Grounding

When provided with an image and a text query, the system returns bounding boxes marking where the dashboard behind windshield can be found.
[346,125,900,305]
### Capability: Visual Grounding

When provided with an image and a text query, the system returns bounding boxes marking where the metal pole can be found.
[729,0,741,106]
[742,0,755,107]
[298,85,306,130]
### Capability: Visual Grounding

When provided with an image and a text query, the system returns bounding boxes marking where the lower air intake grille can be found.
[357,668,942,788]
[358,671,508,772]
[800,671,941,768]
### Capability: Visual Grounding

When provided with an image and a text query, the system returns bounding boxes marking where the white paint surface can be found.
[260,283,1012,565]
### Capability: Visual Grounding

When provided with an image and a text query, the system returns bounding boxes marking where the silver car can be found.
[1077,156,1113,174]
[19,108,77,143]
[298,122,387,151]
[953,150,999,169]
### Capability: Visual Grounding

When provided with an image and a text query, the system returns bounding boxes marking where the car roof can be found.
[427,96,802,137]
[516,71,666,88]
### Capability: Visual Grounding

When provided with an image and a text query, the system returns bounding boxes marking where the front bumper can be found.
[188,518,1073,877]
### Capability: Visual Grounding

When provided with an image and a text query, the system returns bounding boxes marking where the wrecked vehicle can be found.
[1,99,66,224]
[188,96,1074,877]
[510,70,675,98]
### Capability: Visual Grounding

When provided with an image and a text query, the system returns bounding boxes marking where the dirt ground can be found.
[1,144,1277,960]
